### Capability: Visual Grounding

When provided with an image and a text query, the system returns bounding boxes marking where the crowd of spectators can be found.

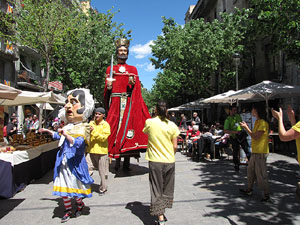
[3,112,62,144]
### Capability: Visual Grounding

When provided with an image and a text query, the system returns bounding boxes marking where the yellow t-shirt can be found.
[143,117,180,163]
[292,121,300,164]
[87,120,111,154]
[251,119,269,154]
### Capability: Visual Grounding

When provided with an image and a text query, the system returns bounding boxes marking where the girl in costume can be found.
[40,88,94,223]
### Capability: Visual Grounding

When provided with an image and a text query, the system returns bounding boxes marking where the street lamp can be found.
[233,53,240,91]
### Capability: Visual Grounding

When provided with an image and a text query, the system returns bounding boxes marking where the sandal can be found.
[99,189,107,196]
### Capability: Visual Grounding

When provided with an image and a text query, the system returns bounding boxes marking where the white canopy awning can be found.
[36,103,54,111]
[0,90,66,106]
[0,84,22,100]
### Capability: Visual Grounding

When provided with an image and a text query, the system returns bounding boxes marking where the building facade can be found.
[186,0,300,94]
[186,0,300,121]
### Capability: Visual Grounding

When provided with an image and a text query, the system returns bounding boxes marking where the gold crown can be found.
[115,38,130,48]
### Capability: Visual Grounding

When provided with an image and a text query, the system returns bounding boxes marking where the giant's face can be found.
[64,93,84,123]
[117,46,128,60]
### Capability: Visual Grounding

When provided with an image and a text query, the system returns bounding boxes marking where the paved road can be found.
[1,151,300,225]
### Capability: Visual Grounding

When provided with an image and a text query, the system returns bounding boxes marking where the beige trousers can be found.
[89,153,109,191]
[247,153,270,195]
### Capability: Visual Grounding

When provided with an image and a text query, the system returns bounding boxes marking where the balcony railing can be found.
[17,70,41,85]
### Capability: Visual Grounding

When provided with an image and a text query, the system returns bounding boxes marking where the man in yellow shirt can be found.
[87,107,111,195]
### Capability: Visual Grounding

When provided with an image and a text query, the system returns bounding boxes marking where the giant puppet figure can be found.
[40,88,94,223]
[104,38,150,170]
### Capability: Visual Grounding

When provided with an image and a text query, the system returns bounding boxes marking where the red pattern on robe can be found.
[104,63,151,158]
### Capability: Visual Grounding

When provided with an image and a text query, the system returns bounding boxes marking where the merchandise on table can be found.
[0,132,54,153]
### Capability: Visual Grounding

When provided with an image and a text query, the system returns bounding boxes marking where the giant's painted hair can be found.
[58,88,94,123]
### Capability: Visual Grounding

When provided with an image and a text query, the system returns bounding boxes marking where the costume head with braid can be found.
[59,88,94,124]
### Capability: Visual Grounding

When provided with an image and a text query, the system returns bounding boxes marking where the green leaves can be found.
[248,0,300,64]
[1,0,128,104]
[150,11,249,107]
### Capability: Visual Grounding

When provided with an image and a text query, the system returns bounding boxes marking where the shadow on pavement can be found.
[109,161,149,178]
[125,201,155,225]
[0,198,25,219]
[31,169,54,184]
[193,158,300,224]
[41,197,91,219]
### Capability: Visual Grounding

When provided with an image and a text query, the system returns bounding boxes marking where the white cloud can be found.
[130,40,154,59]
[136,62,155,72]
[145,63,155,72]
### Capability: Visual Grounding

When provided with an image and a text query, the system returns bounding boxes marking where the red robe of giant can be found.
[104,63,151,158]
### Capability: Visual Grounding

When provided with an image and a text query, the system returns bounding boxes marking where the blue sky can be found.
[91,0,197,90]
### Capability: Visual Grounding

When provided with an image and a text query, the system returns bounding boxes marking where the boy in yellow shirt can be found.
[87,107,111,195]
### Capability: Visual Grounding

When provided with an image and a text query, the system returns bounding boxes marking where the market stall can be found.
[0,139,59,198]
[0,88,65,198]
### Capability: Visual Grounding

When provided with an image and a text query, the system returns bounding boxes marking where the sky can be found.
[91,0,197,90]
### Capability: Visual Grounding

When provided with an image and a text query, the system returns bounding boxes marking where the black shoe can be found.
[163,214,168,222]
[239,188,253,196]
[261,195,270,202]
[75,202,85,217]
[61,210,72,223]
[234,165,239,171]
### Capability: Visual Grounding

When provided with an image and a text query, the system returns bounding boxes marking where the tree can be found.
[150,12,249,107]
[51,8,129,104]
[1,1,129,104]
[247,0,300,65]
[1,0,81,90]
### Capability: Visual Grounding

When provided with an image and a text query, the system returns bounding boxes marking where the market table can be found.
[0,140,59,198]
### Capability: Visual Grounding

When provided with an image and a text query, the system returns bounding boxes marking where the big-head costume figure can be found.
[104,38,151,162]
[40,88,94,223]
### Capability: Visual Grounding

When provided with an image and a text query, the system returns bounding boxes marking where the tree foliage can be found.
[2,0,80,90]
[247,0,300,64]
[51,9,129,104]
[1,0,128,104]
[150,12,249,107]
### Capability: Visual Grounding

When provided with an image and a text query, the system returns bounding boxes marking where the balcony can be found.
[17,70,44,91]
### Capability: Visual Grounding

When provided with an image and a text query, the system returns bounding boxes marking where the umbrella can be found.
[202,90,240,104]
[0,83,21,100]
[0,90,66,106]
[229,80,300,100]
[229,80,300,118]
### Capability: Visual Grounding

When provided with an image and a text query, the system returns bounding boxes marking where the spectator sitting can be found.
[215,133,230,148]
[179,113,187,131]
[186,123,201,157]
[209,124,216,135]
[197,126,214,160]
[215,123,224,136]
